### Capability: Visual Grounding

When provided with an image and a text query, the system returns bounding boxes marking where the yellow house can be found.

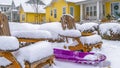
[45,0,80,22]
[104,0,120,19]
[20,3,46,24]
[76,0,120,21]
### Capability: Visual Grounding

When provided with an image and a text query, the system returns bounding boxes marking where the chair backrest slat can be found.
[0,12,11,36]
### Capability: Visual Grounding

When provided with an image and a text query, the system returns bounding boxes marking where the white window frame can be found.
[85,3,97,20]
[70,6,74,16]
[62,7,66,15]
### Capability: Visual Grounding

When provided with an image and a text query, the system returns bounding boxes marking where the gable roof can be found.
[45,0,86,8]
[13,0,29,7]
[0,0,12,5]
[21,3,45,13]
[66,0,86,3]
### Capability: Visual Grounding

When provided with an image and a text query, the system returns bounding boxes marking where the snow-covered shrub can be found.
[117,18,120,22]
[77,22,99,33]
[99,23,120,40]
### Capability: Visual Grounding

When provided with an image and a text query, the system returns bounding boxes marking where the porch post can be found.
[80,4,83,21]
[11,11,13,22]
[100,1,103,20]
[97,1,100,21]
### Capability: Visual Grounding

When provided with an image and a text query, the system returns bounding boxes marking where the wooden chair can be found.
[0,12,11,36]
[0,12,54,68]
[60,15,102,52]
[61,14,76,30]
[60,15,86,52]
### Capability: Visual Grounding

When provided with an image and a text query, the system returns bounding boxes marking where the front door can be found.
[111,3,120,19]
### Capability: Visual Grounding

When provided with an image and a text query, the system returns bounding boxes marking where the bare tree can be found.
[26,0,45,24]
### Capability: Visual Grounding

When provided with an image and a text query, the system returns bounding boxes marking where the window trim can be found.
[70,6,74,17]
[85,4,97,19]
[62,6,66,15]
[53,8,57,18]
[22,14,25,22]
[50,9,53,16]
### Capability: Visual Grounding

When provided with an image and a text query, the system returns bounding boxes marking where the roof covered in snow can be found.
[0,0,12,5]
[21,3,46,13]
[45,0,86,8]
[66,0,86,3]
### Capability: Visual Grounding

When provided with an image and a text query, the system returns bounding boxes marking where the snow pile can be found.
[0,57,11,66]
[9,22,40,32]
[15,41,53,67]
[39,22,63,39]
[11,30,52,39]
[83,54,98,60]
[0,0,12,5]
[59,30,81,37]
[91,40,120,68]
[99,23,120,36]
[117,18,120,21]
[0,36,19,51]
[77,23,98,32]
[80,35,102,45]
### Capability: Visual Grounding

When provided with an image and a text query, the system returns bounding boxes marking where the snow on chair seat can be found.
[80,35,102,51]
[15,41,54,68]
[11,30,52,43]
[0,36,21,68]
[0,57,11,67]
[0,36,19,51]
[59,30,81,38]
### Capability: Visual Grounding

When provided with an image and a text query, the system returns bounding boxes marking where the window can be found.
[94,6,97,16]
[62,7,66,14]
[103,4,105,16]
[90,6,92,16]
[7,7,9,11]
[86,7,89,16]
[22,14,25,21]
[1,7,3,11]
[54,9,57,18]
[50,10,53,16]
[70,6,74,16]
[8,16,10,20]
[4,7,6,12]
[85,4,97,17]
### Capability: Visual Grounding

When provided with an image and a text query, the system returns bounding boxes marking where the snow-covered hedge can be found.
[99,23,120,40]
[77,22,99,33]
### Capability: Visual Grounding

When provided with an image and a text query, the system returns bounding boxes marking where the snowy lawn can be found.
[50,40,120,68]
[0,22,120,68]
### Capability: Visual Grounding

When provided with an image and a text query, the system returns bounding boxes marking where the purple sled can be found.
[54,48,106,65]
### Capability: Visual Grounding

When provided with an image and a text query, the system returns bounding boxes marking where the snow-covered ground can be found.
[0,22,120,68]
[50,39,120,68]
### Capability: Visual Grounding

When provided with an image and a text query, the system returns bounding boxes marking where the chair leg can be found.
[0,51,21,68]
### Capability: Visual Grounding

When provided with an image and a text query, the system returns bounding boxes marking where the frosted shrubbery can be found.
[77,22,99,33]
[99,23,120,40]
